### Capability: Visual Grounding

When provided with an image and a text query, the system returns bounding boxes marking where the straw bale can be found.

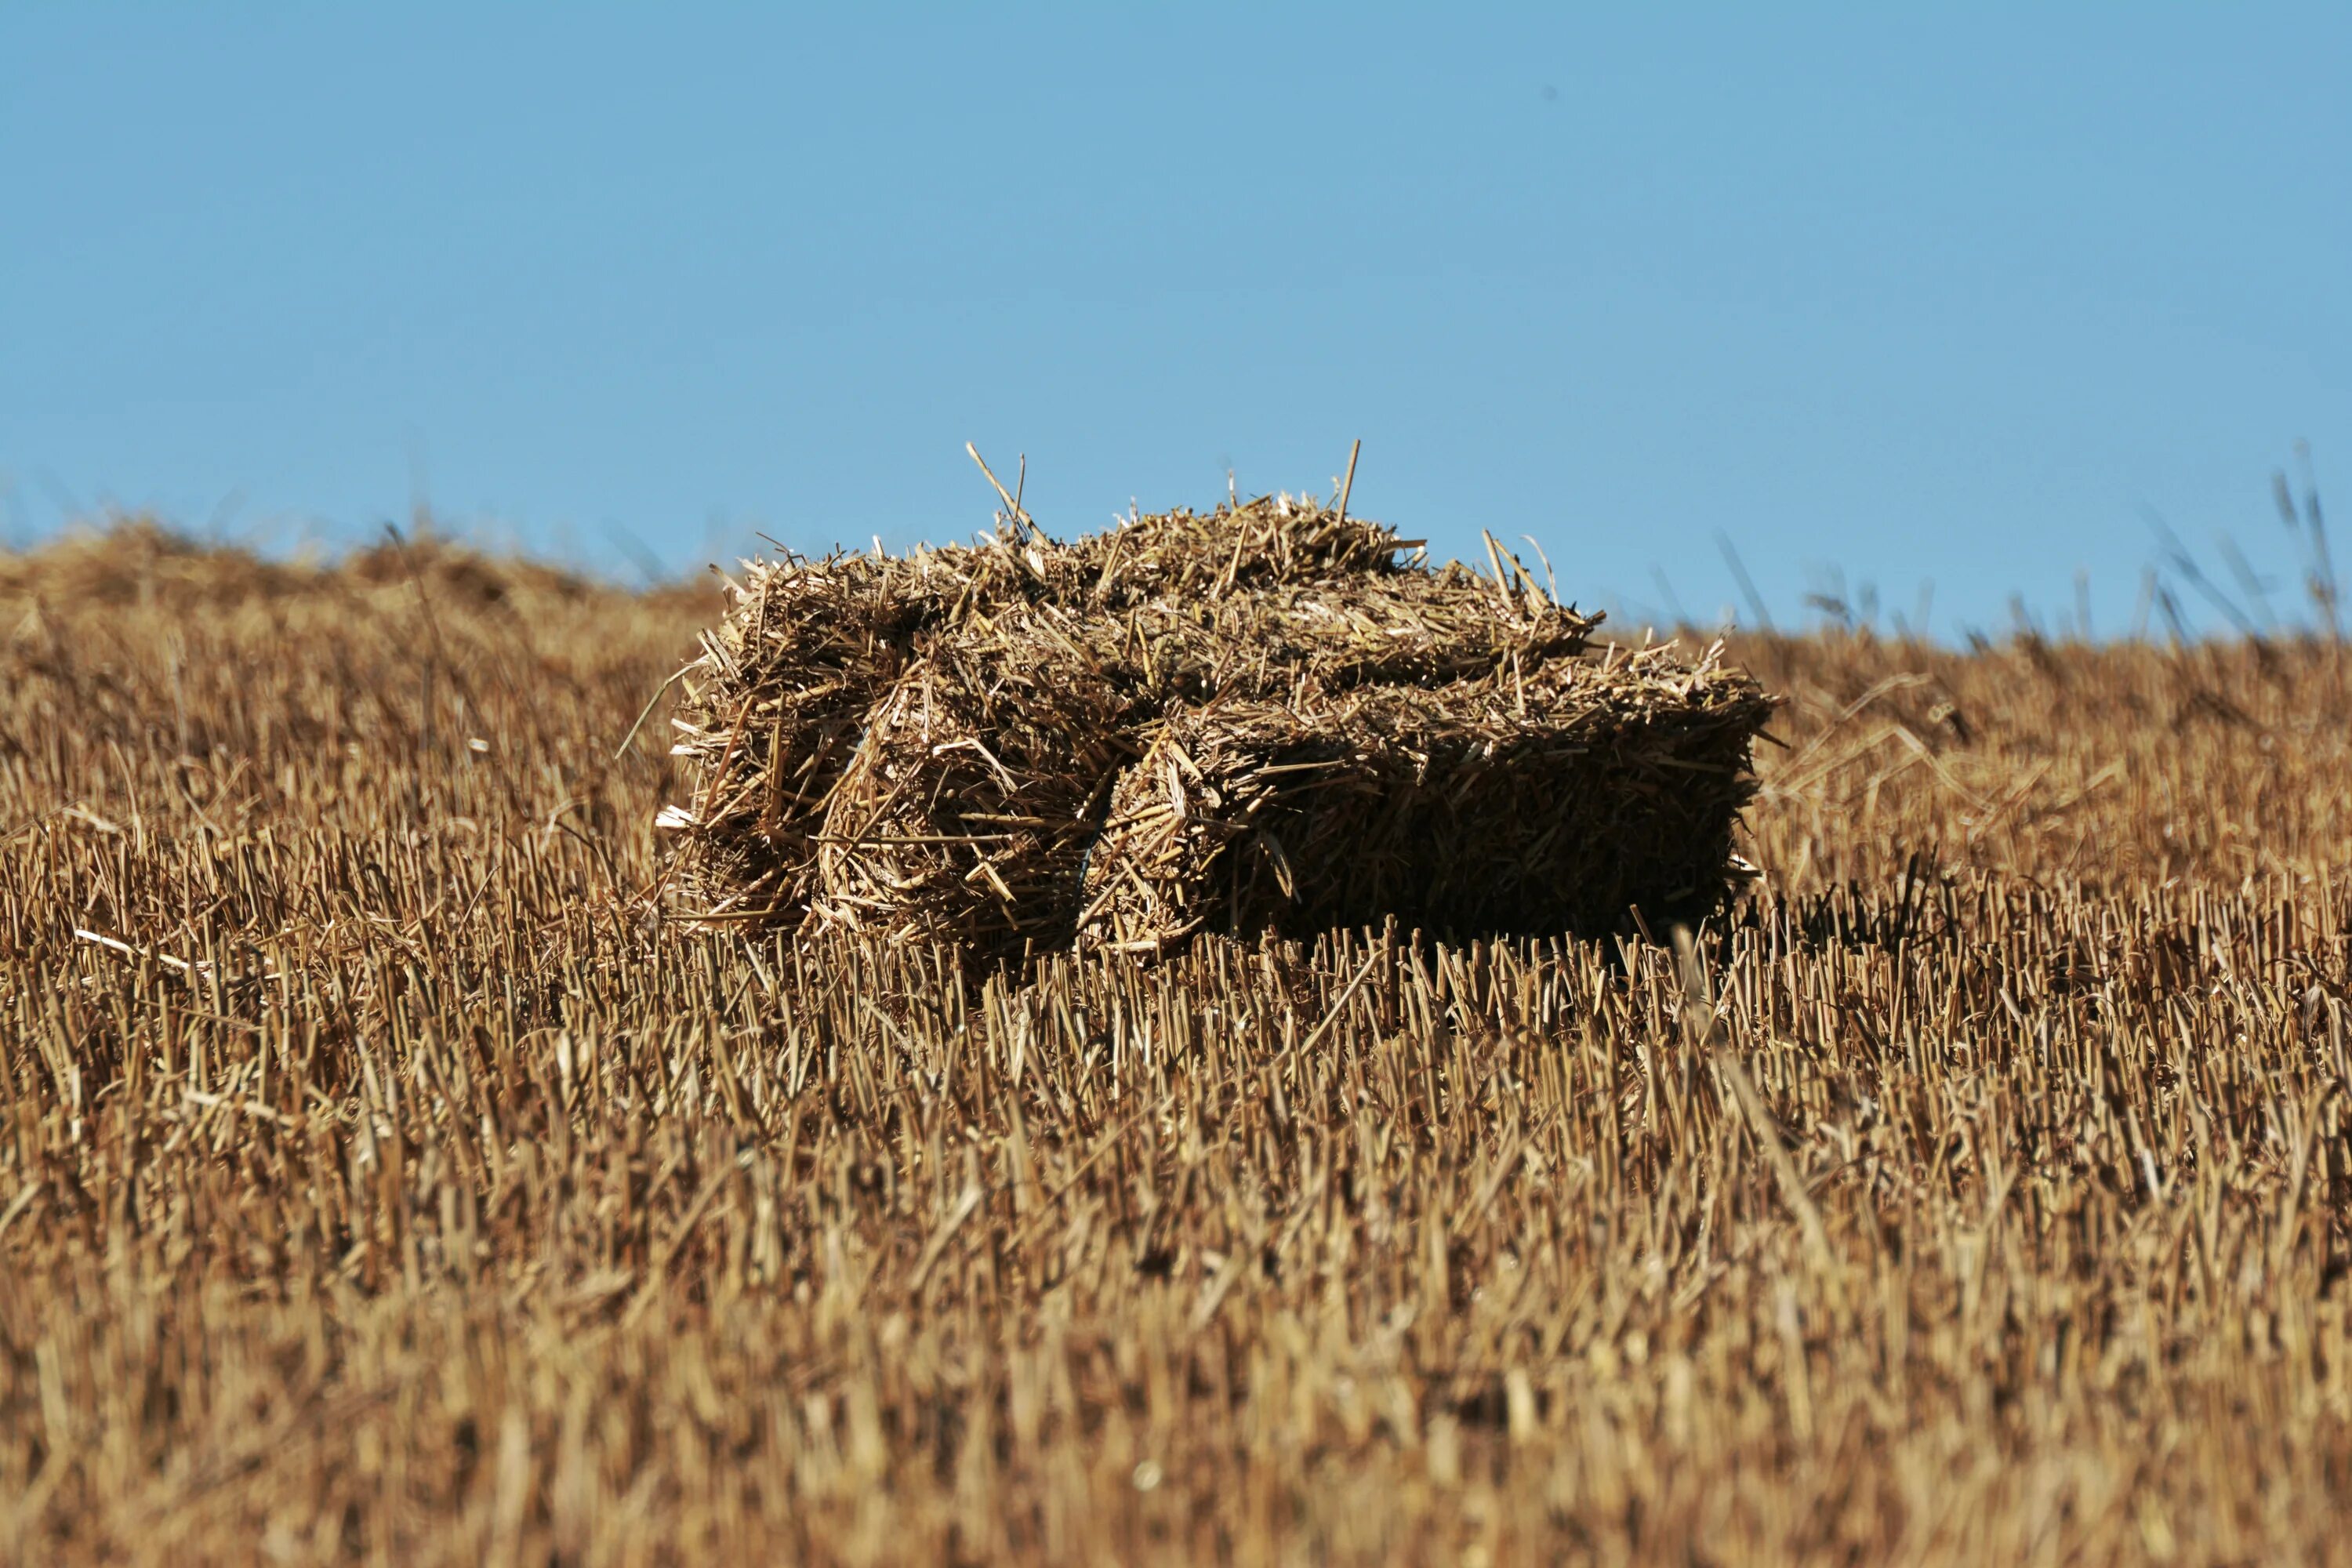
[1076,644,1773,953]
[806,629,1142,957]
[662,552,951,918]
[662,490,1769,956]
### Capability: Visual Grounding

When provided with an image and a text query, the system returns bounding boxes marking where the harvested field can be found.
[4,521,2352,1564]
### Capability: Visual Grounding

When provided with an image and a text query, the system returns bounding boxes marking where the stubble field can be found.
[3,524,2350,1564]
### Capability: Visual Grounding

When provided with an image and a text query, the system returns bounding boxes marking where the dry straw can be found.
[662,484,1773,960]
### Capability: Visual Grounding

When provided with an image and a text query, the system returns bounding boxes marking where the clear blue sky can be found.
[4,6,2346,635]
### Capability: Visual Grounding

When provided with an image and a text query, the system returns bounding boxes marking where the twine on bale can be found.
[660,477,1773,964]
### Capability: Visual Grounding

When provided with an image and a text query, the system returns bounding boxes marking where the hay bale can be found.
[662,491,1771,955]
[805,622,1143,958]
[1073,645,1773,954]
[661,550,952,920]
